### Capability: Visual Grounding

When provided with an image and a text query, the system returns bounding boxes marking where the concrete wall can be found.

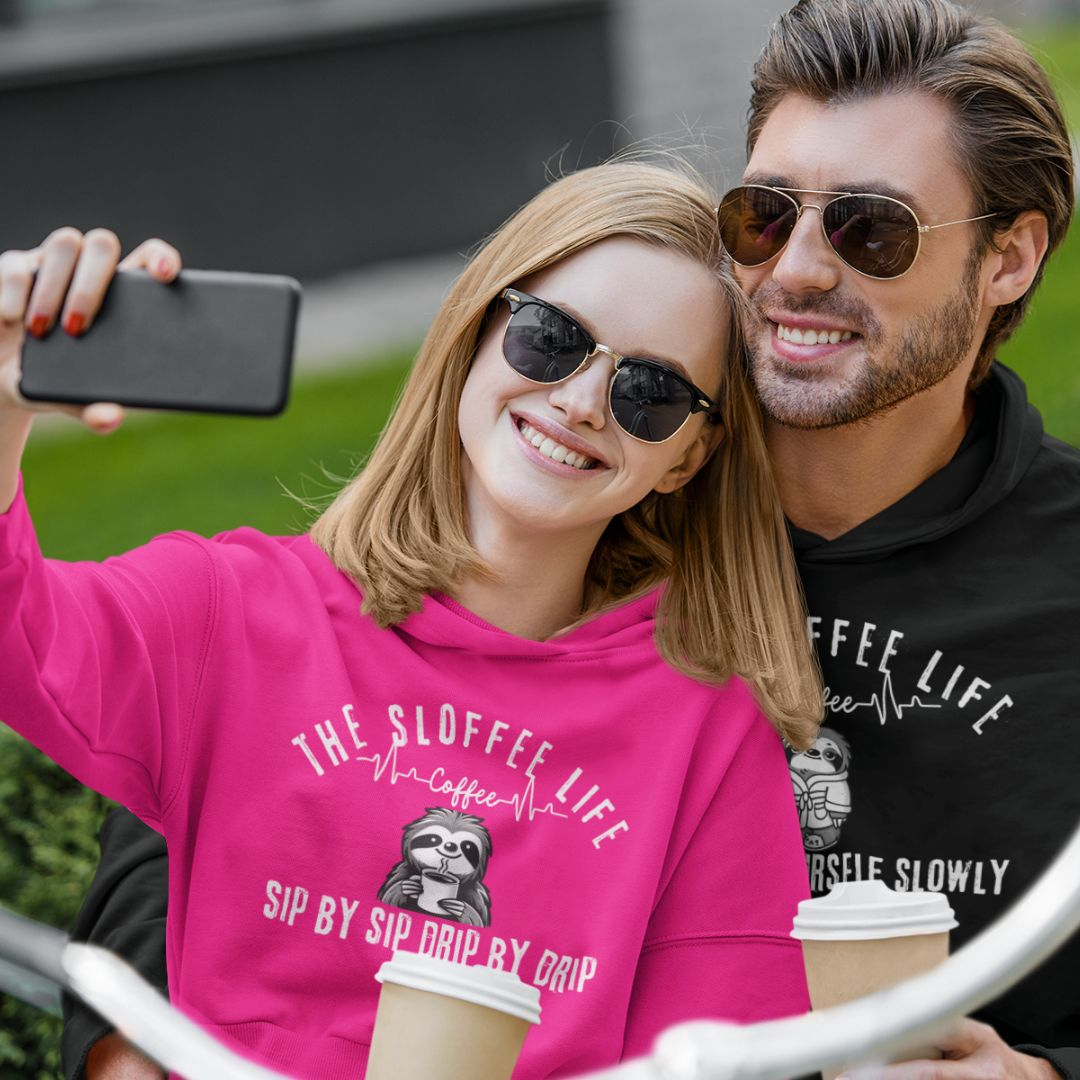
[610,0,791,186]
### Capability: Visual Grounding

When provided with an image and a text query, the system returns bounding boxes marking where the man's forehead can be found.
[744,91,971,215]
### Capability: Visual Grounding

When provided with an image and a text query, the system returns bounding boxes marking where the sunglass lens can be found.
[610,362,694,443]
[503,303,590,383]
[824,196,920,278]
[718,186,797,266]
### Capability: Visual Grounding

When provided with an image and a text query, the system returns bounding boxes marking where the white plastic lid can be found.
[375,951,542,1025]
[791,880,958,941]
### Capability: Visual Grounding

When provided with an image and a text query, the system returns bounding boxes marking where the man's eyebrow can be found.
[741,174,924,214]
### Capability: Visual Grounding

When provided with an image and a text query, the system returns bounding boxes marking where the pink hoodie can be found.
[1,477,809,1078]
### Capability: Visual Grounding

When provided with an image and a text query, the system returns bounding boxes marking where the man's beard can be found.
[745,252,982,430]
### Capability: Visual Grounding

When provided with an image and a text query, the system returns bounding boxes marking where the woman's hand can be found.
[0,228,182,433]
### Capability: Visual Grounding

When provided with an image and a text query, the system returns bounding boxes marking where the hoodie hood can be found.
[791,363,1044,564]
[396,588,660,658]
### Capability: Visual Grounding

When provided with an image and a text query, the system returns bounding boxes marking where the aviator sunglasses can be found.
[717,184,998,280]
[499,289,721,444]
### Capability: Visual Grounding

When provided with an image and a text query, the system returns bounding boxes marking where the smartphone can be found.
[19,268,302,416]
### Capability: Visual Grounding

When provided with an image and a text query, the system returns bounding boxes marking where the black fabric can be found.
[790,363,1080,1069]
[61,807,169,1080]
[1016,1044,1080,1080]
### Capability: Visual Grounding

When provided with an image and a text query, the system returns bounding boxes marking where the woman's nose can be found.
[546,350,611,429]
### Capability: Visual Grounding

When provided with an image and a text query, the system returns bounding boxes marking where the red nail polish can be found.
[29,314,49,338]
[65,312,86,337]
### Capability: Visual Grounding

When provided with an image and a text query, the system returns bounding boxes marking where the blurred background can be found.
[1,0,1079,1074]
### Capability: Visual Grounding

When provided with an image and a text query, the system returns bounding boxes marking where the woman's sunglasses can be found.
[717,184,998,281]
[499,289,721,444]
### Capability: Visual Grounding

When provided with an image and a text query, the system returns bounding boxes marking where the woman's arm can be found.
[0,228,218,823]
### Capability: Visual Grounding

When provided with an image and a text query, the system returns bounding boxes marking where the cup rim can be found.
[791,881,958,941]
[375,950,542,1025]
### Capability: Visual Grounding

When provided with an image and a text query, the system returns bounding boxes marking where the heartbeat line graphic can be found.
[825,669,942,726]
[354,741,570,824]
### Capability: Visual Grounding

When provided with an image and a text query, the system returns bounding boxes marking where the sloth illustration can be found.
[377,807,493,926]
[788,728,852,852]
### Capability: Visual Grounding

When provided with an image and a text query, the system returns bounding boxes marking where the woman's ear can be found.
[653,421,726,495]
[983,210,1049,307]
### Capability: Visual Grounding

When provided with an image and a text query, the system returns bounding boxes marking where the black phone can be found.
[19,268,302,416]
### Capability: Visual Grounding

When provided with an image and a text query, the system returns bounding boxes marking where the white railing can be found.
[3,818,1079,1080]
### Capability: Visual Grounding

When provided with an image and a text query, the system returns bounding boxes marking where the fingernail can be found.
[65,312,86,337]
[156,258,172,277]
[29,314,49,338]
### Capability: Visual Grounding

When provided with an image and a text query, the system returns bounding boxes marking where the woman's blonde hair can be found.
[310,161,822,748]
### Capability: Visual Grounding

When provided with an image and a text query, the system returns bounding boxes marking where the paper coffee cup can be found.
[792,881,957,1080]
[367,951,542,1080]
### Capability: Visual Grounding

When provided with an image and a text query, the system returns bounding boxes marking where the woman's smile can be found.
[512,411,607,476]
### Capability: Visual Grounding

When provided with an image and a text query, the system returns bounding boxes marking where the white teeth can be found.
[777,323,854,345]
[518,422,596,470]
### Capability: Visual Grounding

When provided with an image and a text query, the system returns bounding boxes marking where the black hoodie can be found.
[790,362,1080,1077]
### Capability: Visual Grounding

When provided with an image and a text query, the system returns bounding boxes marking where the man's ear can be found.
[653,421,726,495]
[984,210,1049,307]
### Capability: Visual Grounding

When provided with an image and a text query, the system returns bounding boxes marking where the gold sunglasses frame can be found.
[719,184,999,281]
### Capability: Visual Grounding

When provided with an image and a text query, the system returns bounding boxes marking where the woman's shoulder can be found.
[133,525,356,606]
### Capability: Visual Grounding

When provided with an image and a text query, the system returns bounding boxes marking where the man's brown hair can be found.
[747,0,1074,383]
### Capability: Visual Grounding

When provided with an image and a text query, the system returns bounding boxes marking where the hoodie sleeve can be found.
[620,709,811,1060]
[0,477,217,826]
[1014,1046,1079,1080]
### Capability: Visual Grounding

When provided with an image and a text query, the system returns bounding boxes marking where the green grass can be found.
[23,351,413,561]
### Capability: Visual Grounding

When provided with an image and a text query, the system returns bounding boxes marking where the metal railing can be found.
[2,816,1079,1079]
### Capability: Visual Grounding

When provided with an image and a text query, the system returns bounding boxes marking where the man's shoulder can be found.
[1037,430,1080,471]
[1023,429,1080,495]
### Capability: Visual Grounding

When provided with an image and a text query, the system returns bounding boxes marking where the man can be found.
[723,1,1080,1076]
[63,0,1080,1077]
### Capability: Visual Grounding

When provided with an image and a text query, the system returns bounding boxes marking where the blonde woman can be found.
[0,163,820,1078]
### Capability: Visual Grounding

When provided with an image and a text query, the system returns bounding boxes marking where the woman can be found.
[0,162,820,1078]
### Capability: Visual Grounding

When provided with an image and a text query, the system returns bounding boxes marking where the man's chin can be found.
[751,355,866,430]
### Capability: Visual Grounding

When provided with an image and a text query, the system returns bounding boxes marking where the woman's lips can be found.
[510,414,608,478]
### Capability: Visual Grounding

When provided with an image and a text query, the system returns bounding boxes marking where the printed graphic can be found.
[789,728,852,852]
[378,807,493,926]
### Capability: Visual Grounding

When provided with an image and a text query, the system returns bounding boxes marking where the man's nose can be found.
[546,352,610,430]
[770,204,843,295]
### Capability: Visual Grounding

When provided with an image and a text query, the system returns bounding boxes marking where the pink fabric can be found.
[1,477,810,1078]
